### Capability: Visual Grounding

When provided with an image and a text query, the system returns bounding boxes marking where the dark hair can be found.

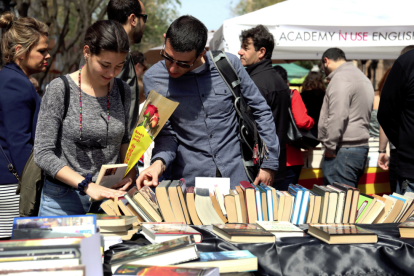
[165,15,207,58]
[321,48,347,63]
[84,20,129,56]
[400,45,414,56]
[377,68,391,96]
[107,0,142,25]
[130,51,146,66]
[273,65,288,82]
[240,25,274,60]
[302,72,326,92]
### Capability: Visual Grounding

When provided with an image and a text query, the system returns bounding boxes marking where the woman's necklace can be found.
[78,68,110,138]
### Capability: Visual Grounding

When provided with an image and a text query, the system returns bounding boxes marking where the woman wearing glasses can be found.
[34,20,135,216]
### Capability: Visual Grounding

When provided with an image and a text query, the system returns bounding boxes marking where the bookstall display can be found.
[2,178,414,276]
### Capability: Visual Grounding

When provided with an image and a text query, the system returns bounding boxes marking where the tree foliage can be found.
[10,0,179,88]
[230,0,285,16]
[135,0,180,53]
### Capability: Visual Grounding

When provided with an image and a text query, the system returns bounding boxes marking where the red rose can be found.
[144,104,158,118]
[150,112,159,128]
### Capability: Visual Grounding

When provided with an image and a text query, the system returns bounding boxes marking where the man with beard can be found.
[82,0,146,136]
[319,48,374,187]
[238,25,290,189]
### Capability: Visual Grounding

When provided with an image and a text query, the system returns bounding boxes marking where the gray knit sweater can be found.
[34,75,131,181]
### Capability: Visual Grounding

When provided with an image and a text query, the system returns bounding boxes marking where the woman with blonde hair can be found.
[0,12,50,238]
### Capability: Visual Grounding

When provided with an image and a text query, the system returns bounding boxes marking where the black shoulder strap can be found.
[209,50,241,99]
[115,78,125,108]
[59,76,70,120]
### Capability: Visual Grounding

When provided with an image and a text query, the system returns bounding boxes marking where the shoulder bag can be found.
[287,89,319,149]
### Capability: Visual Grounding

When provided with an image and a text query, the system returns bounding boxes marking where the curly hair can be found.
[240,25,274,60]
[302,72,326,92]
[0,11,49,64]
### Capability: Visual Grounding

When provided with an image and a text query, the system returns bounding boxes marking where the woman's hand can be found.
[84,183,126,201]
[110,177,134,191]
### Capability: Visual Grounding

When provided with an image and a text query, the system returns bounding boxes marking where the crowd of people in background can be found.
[1,0,413,239]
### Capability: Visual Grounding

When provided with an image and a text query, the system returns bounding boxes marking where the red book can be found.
[239,181,257,223]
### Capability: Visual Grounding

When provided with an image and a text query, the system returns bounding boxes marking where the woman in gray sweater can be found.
[34,20,136,216]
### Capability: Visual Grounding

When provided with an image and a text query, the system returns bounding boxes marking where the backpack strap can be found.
[115,78,125,108]
[60,76,71,121]
[209,50,241,99]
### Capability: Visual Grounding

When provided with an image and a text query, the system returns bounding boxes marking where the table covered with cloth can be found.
[103,223,414,276]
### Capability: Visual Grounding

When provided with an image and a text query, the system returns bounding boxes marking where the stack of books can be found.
[96,215,139,241]
[0,232,102,275]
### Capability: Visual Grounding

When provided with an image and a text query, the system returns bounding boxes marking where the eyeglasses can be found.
[137,14,147,23]
[160,45,197,69]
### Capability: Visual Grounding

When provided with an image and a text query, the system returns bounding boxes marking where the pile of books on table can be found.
[0,215,102,276]
[109,233,258,274]
[102,177,414,227]
[97,215,139,243]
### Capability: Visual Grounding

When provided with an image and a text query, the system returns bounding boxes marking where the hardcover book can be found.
[308,223,377,244]
[295,184,310,224]
[141,223,202,243]
[12,215,96,239]
[212,223,275,243]
[382,195,404,223]
[399,218,414,238]
[239,181,257,223]
[355,194,376,223]
[177,250,257,273]
[260,184,274,221]
[327,185,346,223]
[113,265,219,276]
[332,183,360,223]
[288,184,303,225]
[95,164,128,188]
[331,182,354,223]
[110,236,199,272]
[256,221,304,238]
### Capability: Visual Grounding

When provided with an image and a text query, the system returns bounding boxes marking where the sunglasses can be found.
[160,45,197,69]
[137,14,147,23]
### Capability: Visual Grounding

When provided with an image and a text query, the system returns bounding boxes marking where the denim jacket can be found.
[143,52,279,188]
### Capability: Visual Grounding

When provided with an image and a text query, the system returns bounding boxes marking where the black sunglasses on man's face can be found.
[137,14,147,23]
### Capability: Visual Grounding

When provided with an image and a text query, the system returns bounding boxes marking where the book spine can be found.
[266,190,274,221]
[124,194,152,222]
[255,188,263,221]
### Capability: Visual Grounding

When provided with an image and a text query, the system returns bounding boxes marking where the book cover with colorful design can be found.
[113,265,218,276]
[355,194,375,223]
[12,215,96,236]
[110,236,196,265]
[198,250,256,262]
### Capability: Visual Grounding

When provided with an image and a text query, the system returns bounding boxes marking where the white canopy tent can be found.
[209,0,414,60]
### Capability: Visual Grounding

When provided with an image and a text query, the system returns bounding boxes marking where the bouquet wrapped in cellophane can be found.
[123,90,179,176]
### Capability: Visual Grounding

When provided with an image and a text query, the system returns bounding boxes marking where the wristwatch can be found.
[378,150,386,153]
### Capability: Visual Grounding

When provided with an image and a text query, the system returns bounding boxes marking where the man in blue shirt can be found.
[136,16,280,188]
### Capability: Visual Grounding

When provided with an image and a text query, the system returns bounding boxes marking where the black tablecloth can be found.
[104,224,414,276]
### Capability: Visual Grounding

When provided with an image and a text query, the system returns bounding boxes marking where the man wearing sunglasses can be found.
[103,0,147,137]
[137,16,280,189]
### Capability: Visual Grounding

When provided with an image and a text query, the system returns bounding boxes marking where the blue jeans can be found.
[396,178,414,195]
[274,165,302,191]
[38,177,92,216]
[322,146,369,187]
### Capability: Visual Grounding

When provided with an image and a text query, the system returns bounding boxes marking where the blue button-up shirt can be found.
[143,52,279,188]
